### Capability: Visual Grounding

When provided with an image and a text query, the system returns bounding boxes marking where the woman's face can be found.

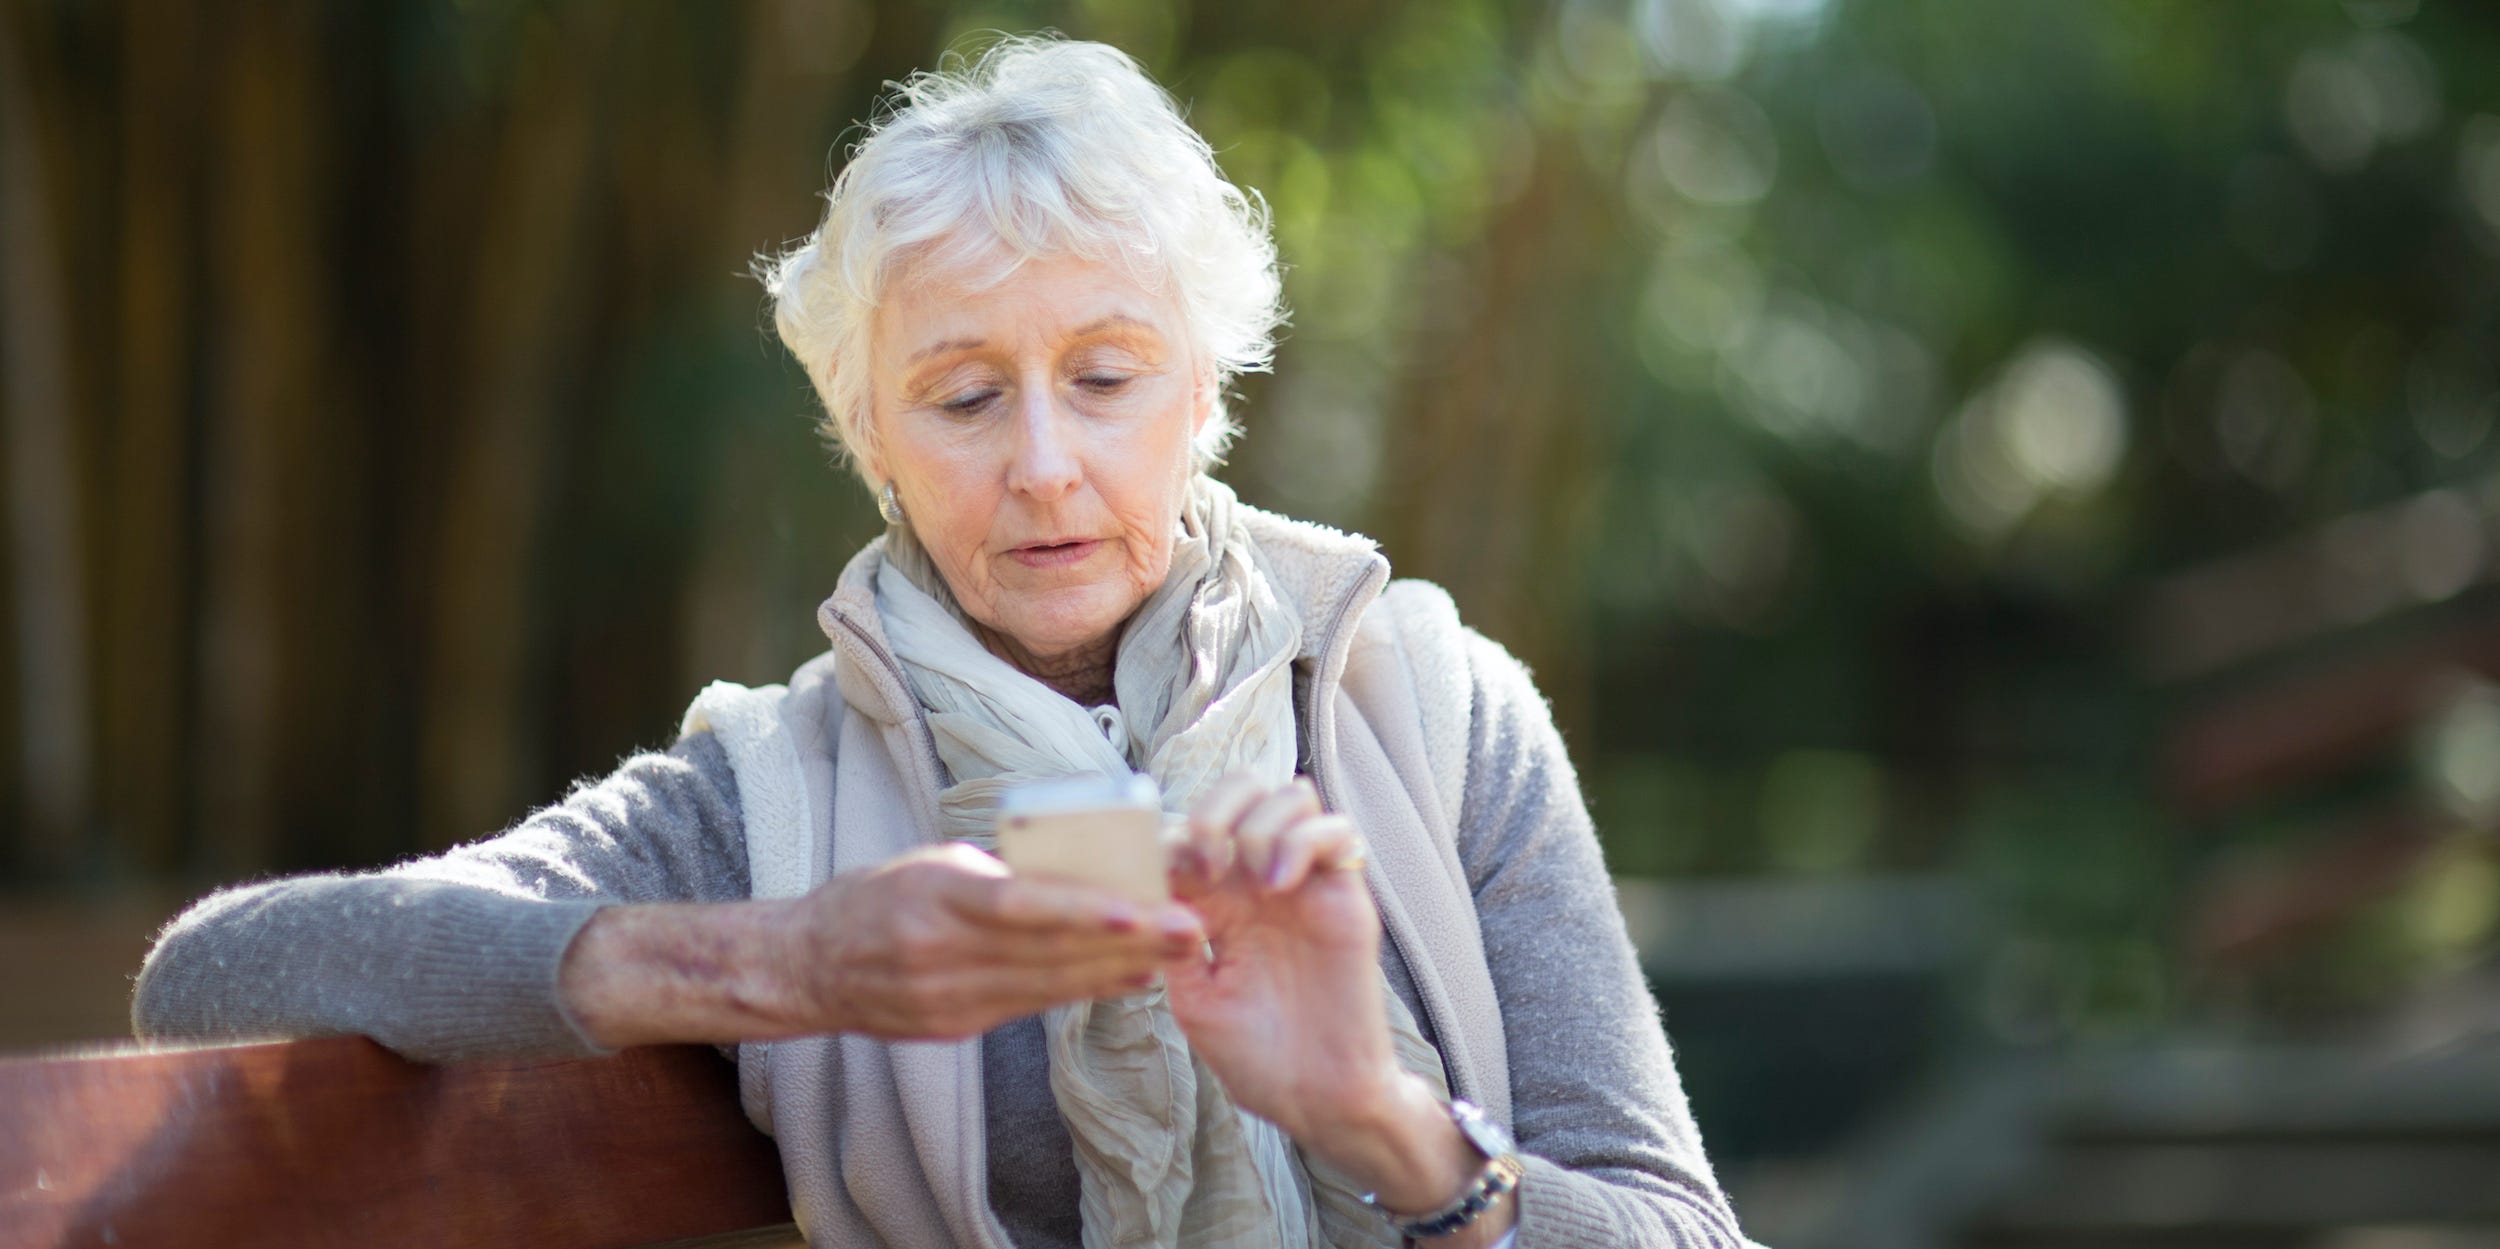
[866,248,1208,665]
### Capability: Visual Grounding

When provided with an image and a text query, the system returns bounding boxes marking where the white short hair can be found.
[759,36,1285,482]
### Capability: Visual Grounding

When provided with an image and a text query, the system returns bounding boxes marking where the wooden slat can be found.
[0,1038,793,1249]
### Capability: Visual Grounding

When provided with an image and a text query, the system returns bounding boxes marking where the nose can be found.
[1004,385,1082,502]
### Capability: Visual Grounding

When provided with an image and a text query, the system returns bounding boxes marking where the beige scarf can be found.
[875,476,1446,1249]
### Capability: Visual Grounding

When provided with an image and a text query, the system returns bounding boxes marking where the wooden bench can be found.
[0,1037,799,1249]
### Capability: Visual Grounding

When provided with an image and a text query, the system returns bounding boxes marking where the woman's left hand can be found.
[1163,775,1506,1237]
[1160,773,1395,1144]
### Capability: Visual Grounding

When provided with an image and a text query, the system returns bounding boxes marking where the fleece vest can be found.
[680,516,1508,1248]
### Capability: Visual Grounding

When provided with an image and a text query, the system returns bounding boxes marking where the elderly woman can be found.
[134,37,1747,1249]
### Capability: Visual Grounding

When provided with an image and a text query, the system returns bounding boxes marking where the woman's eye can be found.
[941,389,1000,414]
[1076,374,1132,393]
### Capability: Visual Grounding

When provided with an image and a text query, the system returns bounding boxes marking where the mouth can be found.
[1007,538,1103,568]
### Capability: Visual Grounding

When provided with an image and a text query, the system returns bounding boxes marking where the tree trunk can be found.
[1370,141,1613,745]
[418,12,607,850]
[194,1,332,875]
[101,0,202,876]
[0,1,95,874]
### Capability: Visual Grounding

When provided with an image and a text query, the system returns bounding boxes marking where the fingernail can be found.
[1104,908,1140,933]
[1266,857,1290,890]
[1157,910,1198,939]
[1129,971,1160,990]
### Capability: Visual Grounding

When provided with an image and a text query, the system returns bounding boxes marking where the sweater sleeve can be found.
[131,729,750,1064]
[1452,631,1753,1248]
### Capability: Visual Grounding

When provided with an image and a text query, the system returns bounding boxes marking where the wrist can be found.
[1321,1071,1484,1215]
[560,906,668,1048]
[558,899,815,1047]
[735,895,824,1036]
[1376,1101,1521,1244]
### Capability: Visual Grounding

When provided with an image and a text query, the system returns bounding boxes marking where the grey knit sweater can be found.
[133,628,1746,1248]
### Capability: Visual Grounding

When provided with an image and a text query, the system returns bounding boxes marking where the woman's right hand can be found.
[561,842,1204,1049]
[765,842,1205,1040]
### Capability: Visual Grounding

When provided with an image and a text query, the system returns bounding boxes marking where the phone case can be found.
[995,774,1171,905]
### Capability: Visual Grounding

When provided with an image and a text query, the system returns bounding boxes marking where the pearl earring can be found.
[877,481,906,527]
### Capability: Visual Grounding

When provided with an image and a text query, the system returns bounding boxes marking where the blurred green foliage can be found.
[9,0,2498,1042]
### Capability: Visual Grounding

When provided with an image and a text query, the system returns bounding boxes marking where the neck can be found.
[980,624,1120,706]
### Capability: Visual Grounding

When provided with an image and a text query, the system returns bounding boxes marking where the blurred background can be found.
[6,0,2500,1244]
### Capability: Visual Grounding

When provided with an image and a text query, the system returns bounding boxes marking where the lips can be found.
[1008,538,1102,568]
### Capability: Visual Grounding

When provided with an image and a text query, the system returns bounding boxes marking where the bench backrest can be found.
[0,1037,795,1249]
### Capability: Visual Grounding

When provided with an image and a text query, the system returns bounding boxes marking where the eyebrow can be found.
[907,337,984,364]
[1074,314,1156,338]
[902,315,1160,365]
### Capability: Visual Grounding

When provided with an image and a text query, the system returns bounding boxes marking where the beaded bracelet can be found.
[1375,1150,1523,1241]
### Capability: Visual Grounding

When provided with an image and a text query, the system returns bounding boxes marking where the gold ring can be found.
[1322,843,1369,873]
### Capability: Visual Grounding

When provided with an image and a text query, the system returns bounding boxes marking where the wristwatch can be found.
[1370,1098,1523,1241]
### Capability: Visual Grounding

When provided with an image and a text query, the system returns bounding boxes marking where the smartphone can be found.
[994,773,1171,906]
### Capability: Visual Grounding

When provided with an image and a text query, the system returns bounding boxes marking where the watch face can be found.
[1451,1099,1515,1158]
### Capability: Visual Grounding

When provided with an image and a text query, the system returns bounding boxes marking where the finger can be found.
[1233,778,1322,886]
[1179,773,1266,893]
[1020,948,1172,1002]
[1172,818,1235,895]
[863,955,1166,1040]
[1147,903,1205,954]
[980,901,1204,966]
[893,843,1012,913]
[973,923,1167,968]
[1265,812,1362,894]
[981,952,1174,1018]
[913,841,1013,879]
[955,873,1148,935]
[1188,772,1270,850]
